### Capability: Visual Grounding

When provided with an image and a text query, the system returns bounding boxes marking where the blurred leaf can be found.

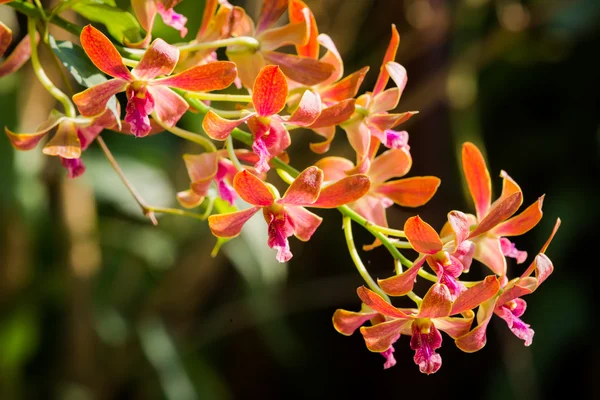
[0,307,38,371]
[73,0,142,44]
[49,36,119,120]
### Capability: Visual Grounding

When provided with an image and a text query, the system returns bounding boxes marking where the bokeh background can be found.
[0,0,599,398]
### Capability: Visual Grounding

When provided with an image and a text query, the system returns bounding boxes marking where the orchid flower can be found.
[208,166,370,262]
[456,219,560,351]
[378,214,476,299]
[72,25,237,138]
[130,0,188,46]
[316,141,440,245]
[341,25,417,173]
[177,149,263,208]
[334,277,500,373]
[445,142,545,276]
[203,65,324,173]
[225,0,334,88]
[0,21,38,78]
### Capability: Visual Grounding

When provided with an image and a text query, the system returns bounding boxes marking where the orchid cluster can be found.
[2,0,560,374]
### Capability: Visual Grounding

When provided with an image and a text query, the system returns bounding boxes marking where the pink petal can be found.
[418,283,453,319]
[373,25,400,96]
[256,0,288,33]
[451,275,501,315]
[146,85,188,128]
[371,88,401,114]
[311,175,370,208]
[4,113,64,151]
[320,67,369,103]
[232,170,274,207]
[410,320,443,375]
[428,257,466,300]
[131,38,179,80]
[492,196,544,237]
[208,207,261,238]
[215,161,237,205]
[202,111,252,140]
[253,65,288,117]
[382,129,409,150]
[454,297,497,353]
[356,286,411,319]
[42,120,81,159]
[352,195,389,231]
[0,31,38,78]
[378,257,426,296]
[376,176,441,208]
[314,157,354,181]
[404,216,443,255]
[309,99,356,129]
[495,301,534,346]
[381,346,397,369]
[80,25,133,81]
[124,86,155,137]
[73,79,128,117]
[473,235,507,276]
[61,157,86,179]
[385,62,408,100]
[155,61,238,92]
[263,51,335,86]
[286,205,323,241]
[278,166,323,206]
[462,142,492,221]
[332,307,378,336]
[359,319,405,353]
[453,240,475,272]
[468,192,523,238]
[182,152,219,183]
[521,253,554,287]
[283,90,321,126]
[368,147,412,183]
[500,238,527,264]
[251,135,271,174]
[156,2,188,38]
[265,210,295,262]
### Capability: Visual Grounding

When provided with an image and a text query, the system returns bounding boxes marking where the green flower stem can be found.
[177,36,260,53]
[177,89,244,118]
[12,2,81,36]
[225,135,243,172]
[27,18,76,118]
[343,216,390,302]
[122,57,139,68]
[392,241,413,248]
[369,225,406,238]
[418,269,438,283]
[153,116,217,152]
[187,92,252,103]
[146,206,207,221]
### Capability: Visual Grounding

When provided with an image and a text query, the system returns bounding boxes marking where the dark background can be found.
[0,0,598,398]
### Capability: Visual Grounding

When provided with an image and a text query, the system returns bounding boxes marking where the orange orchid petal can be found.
[147,86,188,127]
[368,148,412,184]
[447,210,470,249]
[497,170,522,204]
[131,0,157,32]
[5,113,65,151]
[252,65,288,117]
[404,216,443,254]
[371,88,401,114]
[289,0,319,58]
[232,170,274,207]
[286,205,323,241]
[317,33,344,84]
[434,313,475,339]
[309,99,356,129]
[208,207,261,238]
[183,152,219,182]
[284,90,321,126]
[176,189,205,209]
[451,276,500,315]
[418,283,453,319]
[0,22,11,57]
[279,166,323,206]
[368,111,415,132]
[263,51,335,86]
[376,176,441,208]
[356,286,411,319]
[197,0,219,37]
[202,111,252,140]
[462,142,492,221]
[311,175,370,208]
[332,307,378,336]
[473,235,506,276]
[0,31,38,78]
[342,119,370,169]
[155,61,237,92]
[455,297,497,353]
[309,126,336,154]
[360,319,407,353]
[80,25,133,81]
[131,39,178,80]
[379,257,426,296]
[73,79,128,117]
[492,195,544,237]
[373,25,400,96]
[314,156,354,181]
[42,121,81,159]
[541,217,561,254]
[386,62,408,99]
[256,0,288,33]
[518,218,560,282]
[320,67,369,103]
[259,19,308,51]
[440,213,477,239]
[226,50,265,90]
[468,192,522,238]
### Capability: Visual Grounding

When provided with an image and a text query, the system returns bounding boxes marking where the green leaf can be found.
[72,1,143,44]
[49,35,120,122]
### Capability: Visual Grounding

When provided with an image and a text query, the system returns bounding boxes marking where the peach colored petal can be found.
[357,286,411,319]
[462,142,491,221]
[176,189,205,209]
[455,297,497,353]
[309,126,335,154]
[131,0,157,32]
[286,205,323,241]
[379,257,426,296]
[259,19,308,51]
[42,121,81,159]
[0,31,38,78]
[314,156,354,181]
[256,0,288,33]
[377,176,440,209]
[208,207,261,238]
[309,99,356,129]
[434,314,474,339]
[226,50,265,90]
[202,111,252,140]
[332,307,378,336]
[311,175,370,208]
[447,210,470,249]
[73,79,128,117]
[182,152,219,182]
[367,111,415,132]
[342,119,370,168]
[492,195,544,237]
[386,62,408,100]
[0,22,11,57]
[132,38,179,80]
[278,166,323,206]
[451,275,500,315]
[371,88,401,114]
[404,216,443,254]
[232,170,274,207]
[473,234,506,276]
[368,147,412,183]
[497,170,522,205]
[155,61,237,91]
[320,67,369,103]
[417,283,453,319]
[360,319,406,353]
[317,33,344,84]
[283,90,321,126]
[373,25,400,96]
[80,25,133,81]
[468,192,522,238]
[5,113,64,151]
[252,65,288,117]
[147,85,188,127]
[289,0,318,58]
[351,195,388,228]
[263,51,335,86]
